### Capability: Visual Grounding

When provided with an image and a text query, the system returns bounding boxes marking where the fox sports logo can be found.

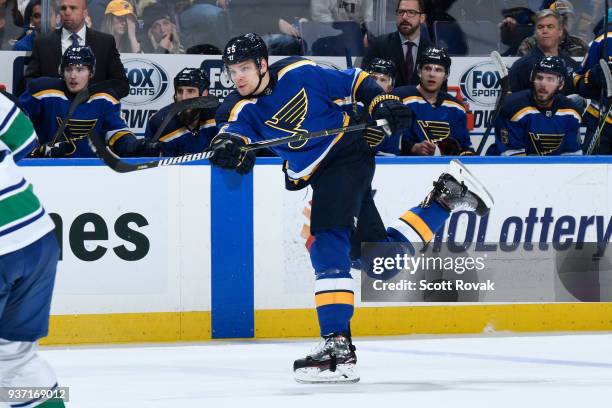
[459,61,502,106]
[122,59,169,105]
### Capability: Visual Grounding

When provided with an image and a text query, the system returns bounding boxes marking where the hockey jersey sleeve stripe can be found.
[32,89,67,100]
[586,105,612,124]
[200,118,216,128]
[399,210,434,242]
[401,95,426,105]
[0,108,37,157]
[442,100,467,112]
[511,106,538,122]
[228,99,257,122]
[0,185,41,229]
[277,59,317,81]
[556,108,582,122]
[107,130,132,146]
[351,70,369,102]
[159,127,189,142]
[88,93,119,105]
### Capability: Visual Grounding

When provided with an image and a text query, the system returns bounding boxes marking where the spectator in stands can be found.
[424,0,468,55]
[517,0,587,57]
[24,0,129,98]
[311,0,372,24]
[362,0,433,87]
[499,3,535,56]
[0,0,27,49]
[141,3,185,53]
[228,0,308,56]
[174,0,228,51]
[508,8,579,95]
[13,0,57,51]
[102,0,142,53]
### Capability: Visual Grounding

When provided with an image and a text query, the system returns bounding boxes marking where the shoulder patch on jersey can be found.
[32,89,67,100]
[228,98,258,122]
[511,106,539,122]
[88,92,119,105]
[277,59,317,81]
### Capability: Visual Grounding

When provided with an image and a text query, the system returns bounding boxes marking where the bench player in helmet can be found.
[144,68,217,156]
[0,93,65,407]
[494,56,582,156]
[19,46,154,158]
[394,46,475,156]
[212,33,494,384]
[573,18,612,154]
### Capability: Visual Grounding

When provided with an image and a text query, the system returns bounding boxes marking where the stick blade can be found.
[87,130,139,173]
[151,96,220,143]
[490,50,508,77]
[599,59,612,98]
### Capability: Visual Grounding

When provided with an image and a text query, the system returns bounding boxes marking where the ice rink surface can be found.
[41,333,612,407]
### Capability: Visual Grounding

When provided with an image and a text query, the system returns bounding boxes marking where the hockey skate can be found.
[293,334,359,384]
[421,159,494,216]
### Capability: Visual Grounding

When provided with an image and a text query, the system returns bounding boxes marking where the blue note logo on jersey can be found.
[265,88,309,149]
[122,59,169,105]
[417,120,450,143]
[460,61,502,106]
[529,132,565,155]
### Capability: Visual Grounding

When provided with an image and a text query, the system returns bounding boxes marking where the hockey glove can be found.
[370,96,412,135]
[29,141,74,158]
[209,133,256,175]
[436,137,461,156]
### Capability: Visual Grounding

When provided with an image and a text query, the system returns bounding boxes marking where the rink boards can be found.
[20,156,612,345]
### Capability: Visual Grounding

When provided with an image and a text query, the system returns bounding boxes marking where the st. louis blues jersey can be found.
[333,96,401,155]
[494,89,582,156]
[574,28,612,140]
[393,86,473,155]
[215,57,386,188]
[145,104,217,156]
[19,77,133,158]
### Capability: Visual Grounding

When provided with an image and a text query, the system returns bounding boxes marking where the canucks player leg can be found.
[0,94,64,407]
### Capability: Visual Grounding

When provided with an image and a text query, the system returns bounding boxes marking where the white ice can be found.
[40,333,612,407]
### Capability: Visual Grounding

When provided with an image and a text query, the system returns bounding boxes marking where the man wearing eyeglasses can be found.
[362,0,433,87]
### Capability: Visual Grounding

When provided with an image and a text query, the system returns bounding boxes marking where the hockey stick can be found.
[476,51,509,155]
[51,79,124,145]
[585,59,612,154]
[88,119,389,173]
[150,96,220,143]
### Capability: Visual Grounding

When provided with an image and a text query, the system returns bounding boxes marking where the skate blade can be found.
[448,159,494,213]
[294,364,360,384]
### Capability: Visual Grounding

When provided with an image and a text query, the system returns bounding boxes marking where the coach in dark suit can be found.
[362,0,433,87]
[24,0,129,98]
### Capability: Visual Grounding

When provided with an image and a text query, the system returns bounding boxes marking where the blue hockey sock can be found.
[387,201,450,244]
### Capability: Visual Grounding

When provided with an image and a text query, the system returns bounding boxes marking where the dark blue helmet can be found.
[530,56,566,82]
[222,33,268,69]
[60,46,96,75]
[417,46,451,73]
[366,58,397,79]
[174,68,210,94]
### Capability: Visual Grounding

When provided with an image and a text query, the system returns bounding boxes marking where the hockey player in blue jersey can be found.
[494,56,582,156]
[144,68,217,156]
[573,13,612,154]
[210,33,494,383]
[0,94,65,407]
[19,46,154,158]
[394,46,475,156]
